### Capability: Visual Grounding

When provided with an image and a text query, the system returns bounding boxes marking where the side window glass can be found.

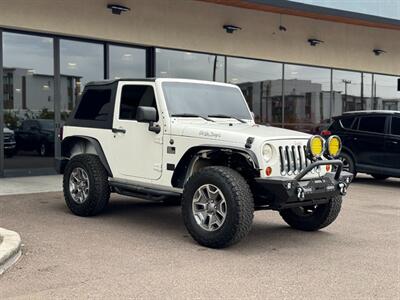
[75,89,112,121]
[339,117,355,129]
[23,121,32,131]
[391,117,400,136]
[119,85,158,121]
[358,116,386,134]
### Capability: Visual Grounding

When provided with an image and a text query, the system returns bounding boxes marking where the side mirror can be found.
[136,106,160,134]
[136,106,157,123]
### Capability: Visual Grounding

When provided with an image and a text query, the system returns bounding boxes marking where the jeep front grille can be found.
[279,145,317,176]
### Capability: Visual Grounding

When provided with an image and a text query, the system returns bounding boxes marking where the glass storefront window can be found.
[227,57,283,126]
[60,40,104,120]
[332,70,362,115]
[373,75,400,111]
[284,64,331,133]
[109,45,146,79]
[2,32,54,175]
[156,48,225,82]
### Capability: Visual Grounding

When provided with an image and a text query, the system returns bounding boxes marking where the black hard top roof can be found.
[86,78,156,87]
[335,110,400,118]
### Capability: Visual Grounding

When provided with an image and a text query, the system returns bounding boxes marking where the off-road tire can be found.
[371,174,389,180]
[182,166,254,248]
[280,196,342,231]
[63,154,110,216]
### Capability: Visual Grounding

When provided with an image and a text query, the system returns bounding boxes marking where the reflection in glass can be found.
[284,65,331,133]
[332,70,362,115]
[2,32,54,173]
[373,75,400,111]
[156,49,225,82]
[109,45,146,79]
[227,57,282,126]
[60,40,104,120]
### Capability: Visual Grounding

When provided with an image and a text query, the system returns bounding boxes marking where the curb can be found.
[0,228,22,275]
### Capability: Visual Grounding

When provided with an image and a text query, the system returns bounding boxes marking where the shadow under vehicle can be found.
[322,110,400,180]
[14,119,55,157]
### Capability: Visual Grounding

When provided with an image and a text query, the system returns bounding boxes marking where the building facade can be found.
[0,0,399,176]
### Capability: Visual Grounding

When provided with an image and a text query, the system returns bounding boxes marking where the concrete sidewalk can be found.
[0,175,62,196]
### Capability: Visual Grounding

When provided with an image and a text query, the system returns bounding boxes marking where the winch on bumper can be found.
[254,160,353,210]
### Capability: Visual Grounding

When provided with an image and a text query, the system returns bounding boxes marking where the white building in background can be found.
[3,67,81,115]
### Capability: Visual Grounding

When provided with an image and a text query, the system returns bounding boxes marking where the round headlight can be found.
[307,135,324,158]
[262,144,273,162]
[327,135,342,158]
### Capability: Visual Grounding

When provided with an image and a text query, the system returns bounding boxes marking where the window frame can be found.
[356,115,389,135]
[389,115,400,136]
[117,83,159,122]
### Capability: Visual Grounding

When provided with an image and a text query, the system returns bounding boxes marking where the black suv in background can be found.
[325,111,400,180]
[14,119,55,157]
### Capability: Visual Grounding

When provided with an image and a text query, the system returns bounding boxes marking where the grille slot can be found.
[279,144,314,176]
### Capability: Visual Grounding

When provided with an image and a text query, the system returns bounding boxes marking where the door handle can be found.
[391,141,398,145]
[112,128,126,134]
[353,137,358,141]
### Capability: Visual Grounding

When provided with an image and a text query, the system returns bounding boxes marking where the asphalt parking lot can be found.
[0,176,399,299]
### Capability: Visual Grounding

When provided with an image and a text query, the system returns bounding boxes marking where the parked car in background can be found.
[15,119,55,157]
[3,126,17,158]
[324,110,400,180]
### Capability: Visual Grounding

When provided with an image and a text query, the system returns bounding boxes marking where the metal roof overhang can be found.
[198,0,400,31]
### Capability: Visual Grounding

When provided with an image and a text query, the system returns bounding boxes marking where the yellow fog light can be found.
[327,135,342,158]
[307,135,324,158]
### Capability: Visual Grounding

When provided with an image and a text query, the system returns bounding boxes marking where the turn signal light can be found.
[266,167,272,176]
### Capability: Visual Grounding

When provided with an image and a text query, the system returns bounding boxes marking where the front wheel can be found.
[338,152,356,177]
[182,166,254,248]
[63,154,110,216]
[279,196,342,231]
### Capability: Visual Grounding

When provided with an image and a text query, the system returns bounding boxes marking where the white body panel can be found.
[63,78,327,190]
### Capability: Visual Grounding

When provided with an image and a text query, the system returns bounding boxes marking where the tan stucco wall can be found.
[0,0,399,75]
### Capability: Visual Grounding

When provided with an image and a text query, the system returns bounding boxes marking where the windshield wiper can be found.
[171,113,214,122]
[208,114,246,123]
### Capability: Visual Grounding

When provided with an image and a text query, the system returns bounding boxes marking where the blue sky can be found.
[289,0,400,20]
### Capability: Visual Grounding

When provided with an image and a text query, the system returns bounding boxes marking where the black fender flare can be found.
[61,135,113,177]
[340,145,357,165]
[171,144,260,188]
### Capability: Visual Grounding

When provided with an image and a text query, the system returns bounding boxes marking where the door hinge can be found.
[153,163,162,172]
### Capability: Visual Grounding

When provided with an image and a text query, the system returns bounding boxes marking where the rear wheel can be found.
[63,154,110,216]
[182,166,254,248]
[280,196,342,231]
[371,174,389,180]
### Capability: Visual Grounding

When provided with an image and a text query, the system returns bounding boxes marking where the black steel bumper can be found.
[254,160,353,210]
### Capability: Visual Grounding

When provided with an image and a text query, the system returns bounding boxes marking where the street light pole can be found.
[342,79,351,110]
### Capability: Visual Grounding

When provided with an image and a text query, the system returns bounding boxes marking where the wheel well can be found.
[171,147,259,188]
[61,136,113,177]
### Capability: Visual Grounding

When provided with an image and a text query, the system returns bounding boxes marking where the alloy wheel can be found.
[192,184,227,231]
[69,167,90,204]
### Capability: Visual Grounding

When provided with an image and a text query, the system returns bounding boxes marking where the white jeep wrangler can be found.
[58,78,352,248]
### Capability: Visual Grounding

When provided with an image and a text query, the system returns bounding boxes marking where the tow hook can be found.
[338,182,347,195]
[297,187,305,201]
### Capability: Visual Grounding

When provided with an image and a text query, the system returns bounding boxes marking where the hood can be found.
[3,127,14,134]
[172,121,310,143]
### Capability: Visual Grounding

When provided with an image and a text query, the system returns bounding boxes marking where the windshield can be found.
[39,120,54,130]
[162,82,252,120]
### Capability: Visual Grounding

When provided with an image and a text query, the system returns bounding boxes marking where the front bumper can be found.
[4,142,16,153]
[254,160,353,210]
